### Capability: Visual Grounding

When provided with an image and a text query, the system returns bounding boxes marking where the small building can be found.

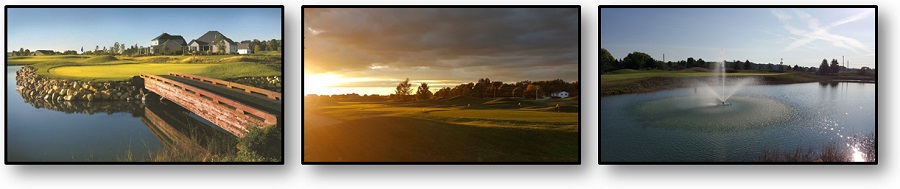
[237,40,252,54]
[551,91,569,98]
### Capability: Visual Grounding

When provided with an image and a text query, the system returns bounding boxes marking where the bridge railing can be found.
[140,73,278,125]
[169,72,282,101]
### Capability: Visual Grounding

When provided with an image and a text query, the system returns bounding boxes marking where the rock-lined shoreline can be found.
[15,66,144,101]
[227,76,282,92]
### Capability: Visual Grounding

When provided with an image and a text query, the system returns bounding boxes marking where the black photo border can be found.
[4,5,285,165]
[301,5,582,165]
[599,4,878,165]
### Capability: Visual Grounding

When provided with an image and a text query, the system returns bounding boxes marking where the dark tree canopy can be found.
[623,51,656,70]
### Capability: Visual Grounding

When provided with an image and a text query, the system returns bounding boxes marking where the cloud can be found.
[303,8,579,84]
[771,8,873,54]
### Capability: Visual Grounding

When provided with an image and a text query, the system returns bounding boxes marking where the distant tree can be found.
[495,83,503,98]
[267,39,277,52]
[18,48,24,56]
[686,57,696,68]
[95,45,100,53]
[600,48,616,73]
[697,58,706,69]
[112,42,119,55]
[830,59,841,74]
[215,38,226,54]
[434,87,451,99]
[524,84,542,100]
[394,78,413,101]
[24,49,30,56]
[252,39,262,54]
[818,59,830,75]
[859,66,871,75]
[415,83,433,101]
[623,52,655,70]
[512,87,521,98]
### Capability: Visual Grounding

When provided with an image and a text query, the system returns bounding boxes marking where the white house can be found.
[551,91,569,98]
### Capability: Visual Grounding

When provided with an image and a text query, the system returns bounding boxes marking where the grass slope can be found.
[304,96,579,162]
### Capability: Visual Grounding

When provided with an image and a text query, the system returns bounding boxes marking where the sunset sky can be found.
[601,8,875,69]
[303,8,579,95]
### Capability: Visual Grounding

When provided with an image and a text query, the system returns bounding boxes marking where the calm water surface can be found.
[6,66,233,162]
[601,82,875,162]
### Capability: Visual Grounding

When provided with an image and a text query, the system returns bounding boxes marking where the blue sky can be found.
[7,8,281,52]
[601,8,876,68]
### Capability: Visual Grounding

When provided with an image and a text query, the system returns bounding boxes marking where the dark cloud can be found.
[304,8,579,85]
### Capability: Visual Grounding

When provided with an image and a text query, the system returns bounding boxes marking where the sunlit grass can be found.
[49,63,215,81]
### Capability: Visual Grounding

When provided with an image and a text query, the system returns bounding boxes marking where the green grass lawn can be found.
[49,63,215,81]
[8,54,282,81]
[600,69,835,96]
[304,96,579,162]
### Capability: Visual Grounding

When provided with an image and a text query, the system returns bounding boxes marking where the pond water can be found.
[6,66,235,162]
[600,82,876,162]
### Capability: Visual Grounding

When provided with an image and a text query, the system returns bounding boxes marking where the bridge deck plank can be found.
[160,75,282,115]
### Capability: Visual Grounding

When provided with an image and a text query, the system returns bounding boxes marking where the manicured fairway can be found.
[49,63,214,80]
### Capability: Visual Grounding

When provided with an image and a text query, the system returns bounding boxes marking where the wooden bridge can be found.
[140,72,282,137]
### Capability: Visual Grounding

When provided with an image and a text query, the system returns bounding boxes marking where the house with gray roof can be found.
[150,33,187,55]
[188,31,237,54]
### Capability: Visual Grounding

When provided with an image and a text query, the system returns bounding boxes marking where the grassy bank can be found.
[8,54,282,81]
[121,124,282,162]
[304,96,579,162]
[601,69,875,96]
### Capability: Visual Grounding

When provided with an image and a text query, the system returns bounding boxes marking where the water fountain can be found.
[627,49,791,131]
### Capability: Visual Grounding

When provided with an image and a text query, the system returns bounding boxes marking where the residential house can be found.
[33,50,55,56]
[151,33,187,55]
[188,31,237,54]
[237,40,252,54]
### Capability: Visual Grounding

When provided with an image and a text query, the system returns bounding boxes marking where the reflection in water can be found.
[10,72,236,161]
[141,101,237,158]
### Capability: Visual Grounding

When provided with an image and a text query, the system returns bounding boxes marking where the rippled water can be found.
[6,66,233,162]
[600,82,875,162]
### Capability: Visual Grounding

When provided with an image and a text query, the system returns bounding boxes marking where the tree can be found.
[686,57,696,68]
[818,59,830,75]
[495,83,503,98]
[252,39,262,54]
[601,48,616,73]
[215,38,227,54]
[623,52,655,70]
[18,48,24,56]
[267,39,278,52]
[830,59,841,74]
[697,58,706,69]
[512,87,521,98]
[524,84,542,100]
[394,78,413,101]
[859,66,871,75]
[24,49,30,56]
[743,60,751,70]
[434,87,451,99]
[415,83,433,101]
[112,42,119,55]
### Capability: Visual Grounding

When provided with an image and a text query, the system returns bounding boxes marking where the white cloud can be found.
[771,8,872,54]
